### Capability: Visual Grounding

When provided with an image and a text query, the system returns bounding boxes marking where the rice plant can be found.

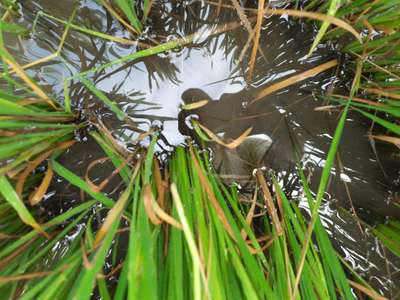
[0,128,383,299]
[98,0,153,34]
[315,0,400,139]
[0,0,398,299]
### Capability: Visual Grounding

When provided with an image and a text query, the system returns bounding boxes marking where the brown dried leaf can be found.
[143,184,162,226]
[29,161,53,206]
[153,158,166,209]
[332,94,387,107]
[256,170,283,236]
[206,2,362,42]
[0,271,53,283]
[365,88,400,100]
[181,99,209,110]
[85,157,111,193]
[197,122,253,149]
[152,198,182,229]
[247,0,265,82]
[370,135,400,149]
[240,187,258,240]
[348,280,388,300]
[1,49,56,108]
[16,140,75,197]
[251,59,338,104]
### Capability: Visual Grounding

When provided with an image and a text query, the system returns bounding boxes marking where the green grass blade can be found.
[52,159,114,207]
[0,175,43,233]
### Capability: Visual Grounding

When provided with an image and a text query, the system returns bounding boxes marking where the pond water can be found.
[5,0,400,296]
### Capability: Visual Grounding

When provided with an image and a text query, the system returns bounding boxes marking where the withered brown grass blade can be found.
[251,59,338,104]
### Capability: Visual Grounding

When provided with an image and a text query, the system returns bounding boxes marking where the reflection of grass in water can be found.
[0,0,399,299]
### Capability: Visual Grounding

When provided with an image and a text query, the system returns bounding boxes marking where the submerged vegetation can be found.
[0,0,399,299]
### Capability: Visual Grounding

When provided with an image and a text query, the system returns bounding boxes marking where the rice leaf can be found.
[52,159,114,207]
[0,176,44,233]
[113,0,143,32]
[355,108,400,135]
[308,0,341,55]
[0,21,27,35]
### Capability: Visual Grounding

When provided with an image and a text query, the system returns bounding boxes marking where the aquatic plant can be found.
[0,0,398,299]
[311,0,400,139]
[98,0,153,34]
[0,128,383,299]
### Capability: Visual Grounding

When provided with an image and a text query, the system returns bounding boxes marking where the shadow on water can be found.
[5,0,400,296]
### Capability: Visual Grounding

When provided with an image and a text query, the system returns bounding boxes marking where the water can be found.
[5,0,400,296]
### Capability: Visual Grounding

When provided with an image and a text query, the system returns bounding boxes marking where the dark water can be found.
[5,0,400,296]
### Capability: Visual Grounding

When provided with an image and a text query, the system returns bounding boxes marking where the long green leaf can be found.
[0,176,43,232]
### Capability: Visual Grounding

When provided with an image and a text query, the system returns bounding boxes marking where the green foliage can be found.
[0,1,397,299]
[373,221,400,257]
[0,133,372,299]
[0,20,27,35]
[113,0,143,33]
[320,0,400,138]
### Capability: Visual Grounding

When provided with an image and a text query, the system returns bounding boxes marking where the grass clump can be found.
[0,28,80,235]
[0,129,381,299]
[311,0,400,139]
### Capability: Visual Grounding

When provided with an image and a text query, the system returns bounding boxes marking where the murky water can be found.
[5,0,400,296]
